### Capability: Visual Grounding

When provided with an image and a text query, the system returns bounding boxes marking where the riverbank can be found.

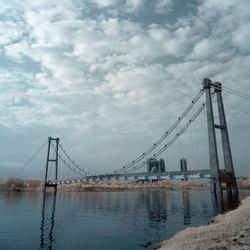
[57,178,250,192]
[0,176,249,192]
[156,196,250,250]
[58,180,208,191]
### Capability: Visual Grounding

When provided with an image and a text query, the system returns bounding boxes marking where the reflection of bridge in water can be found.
[40,191,57,250]
[39,189,240,249]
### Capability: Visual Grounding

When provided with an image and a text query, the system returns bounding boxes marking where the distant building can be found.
[180,158,187,172]
[147,158,166,173]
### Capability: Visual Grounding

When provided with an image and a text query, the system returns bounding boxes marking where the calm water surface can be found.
[0,189,249,250]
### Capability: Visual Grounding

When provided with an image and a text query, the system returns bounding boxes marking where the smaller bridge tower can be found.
[44,137,59,189]
[202,79,238,198]
[147,158,166,173]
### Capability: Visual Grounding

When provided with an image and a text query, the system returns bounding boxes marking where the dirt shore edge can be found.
[156,196,250,250]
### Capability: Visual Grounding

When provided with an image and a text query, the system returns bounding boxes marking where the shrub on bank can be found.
[2,177,43,191]
[25,179,42,189]
[4,177,25,191]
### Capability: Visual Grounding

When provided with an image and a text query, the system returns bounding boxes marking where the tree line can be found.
[0,177,43,191]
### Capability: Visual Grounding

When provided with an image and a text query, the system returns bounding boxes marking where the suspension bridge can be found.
[22,78,250,198]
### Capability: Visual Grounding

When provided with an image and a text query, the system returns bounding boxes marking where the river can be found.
[0,189,249,250]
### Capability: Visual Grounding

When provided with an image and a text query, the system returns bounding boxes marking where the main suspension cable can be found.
[124,99,209,174]
[223,86,250,101]
[50,143,86,177]
[58,143,87,175]
[58,153,85,177]
[213,85,250,101]
[112,89,205,174]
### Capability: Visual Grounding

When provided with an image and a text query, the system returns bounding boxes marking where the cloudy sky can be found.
[0,0,249,180]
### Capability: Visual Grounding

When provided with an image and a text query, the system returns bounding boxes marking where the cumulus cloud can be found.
[155,0,172,14]
[125,0,143,12]
[91,0,118,8]
[0,0,249,177]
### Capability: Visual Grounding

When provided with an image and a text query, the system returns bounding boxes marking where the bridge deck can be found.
[47,169,211,185]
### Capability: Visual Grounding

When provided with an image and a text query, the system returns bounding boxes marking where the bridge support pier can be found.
[202,79,238,200]
[44,137,59,191]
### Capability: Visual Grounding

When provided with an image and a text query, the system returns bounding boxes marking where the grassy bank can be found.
[57,180,209,191]
[0,175,250,192]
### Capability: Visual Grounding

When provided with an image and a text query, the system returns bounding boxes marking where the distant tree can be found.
[25,179,42,189]
[4,177,25,191]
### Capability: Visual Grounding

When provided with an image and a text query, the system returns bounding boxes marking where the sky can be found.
[0,0,249,180]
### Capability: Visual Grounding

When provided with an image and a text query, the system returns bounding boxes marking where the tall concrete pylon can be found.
[202,79,238,197]
[203,79,222,194]
[44,137,59,190]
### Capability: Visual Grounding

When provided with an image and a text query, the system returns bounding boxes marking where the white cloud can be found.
[155,0,172,14]
[0,21,24,46]
[232,24,250,53]
[202,0,242,10]
[91,0,118,8]
[4,42,29,61]
[0,0,249,176]
[125,0,143,12]
[190,39,222,59]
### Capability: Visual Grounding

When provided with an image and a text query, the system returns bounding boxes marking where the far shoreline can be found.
[0,177,250,192]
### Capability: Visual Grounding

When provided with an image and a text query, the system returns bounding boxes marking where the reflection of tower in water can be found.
[211,191,239,214]
[40,189,57,249]
[147,190,167,224]
[182,191,191,225]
